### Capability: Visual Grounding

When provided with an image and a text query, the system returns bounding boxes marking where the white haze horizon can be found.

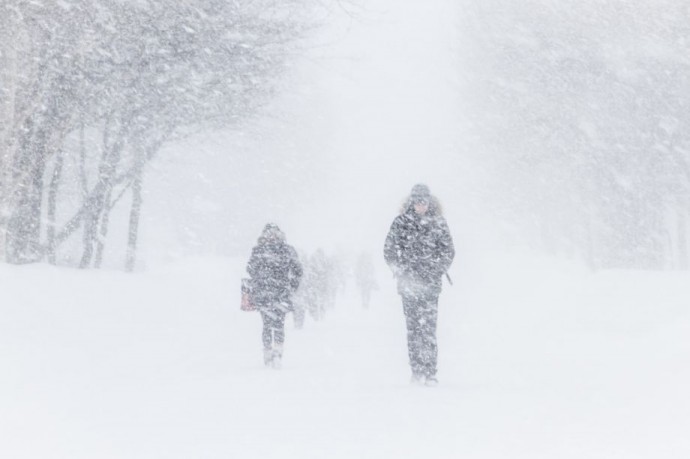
[139,0,480,267]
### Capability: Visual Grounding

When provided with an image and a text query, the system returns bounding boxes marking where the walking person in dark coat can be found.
[247,223,303,368]
[384,184,455,385]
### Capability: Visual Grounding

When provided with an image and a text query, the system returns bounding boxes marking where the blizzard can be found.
[2,252,688,459]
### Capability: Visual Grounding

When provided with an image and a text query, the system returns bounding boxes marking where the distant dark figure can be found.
[305,248,331,320]
[355,252,378,308]
[246,223,302,368]
[384,184,454,386]
[291,252,309,329]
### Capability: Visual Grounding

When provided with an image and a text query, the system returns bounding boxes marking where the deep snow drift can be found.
[1,253,688,459]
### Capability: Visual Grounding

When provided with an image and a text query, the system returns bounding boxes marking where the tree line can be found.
[0,0,319,269]
[458,0,690,269]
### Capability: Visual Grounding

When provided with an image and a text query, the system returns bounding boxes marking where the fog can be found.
[4,0,685,269]
[142,0,470,263]
[138,0,690,272]
[3,3,690,457]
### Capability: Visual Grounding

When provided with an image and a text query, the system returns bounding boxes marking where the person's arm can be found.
[437,218,455,274]
[384,217,403,274]
[288,246,303,291]
[246,247,260,278]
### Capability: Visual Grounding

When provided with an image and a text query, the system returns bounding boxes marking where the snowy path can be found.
[2,257,689,458]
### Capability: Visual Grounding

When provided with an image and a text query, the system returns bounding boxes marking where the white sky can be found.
[142,0,477,263]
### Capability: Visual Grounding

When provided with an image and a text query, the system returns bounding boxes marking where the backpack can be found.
[240,278,255,311]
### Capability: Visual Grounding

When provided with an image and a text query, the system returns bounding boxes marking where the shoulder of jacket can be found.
[432,214,448,225]
[394,213,412,225]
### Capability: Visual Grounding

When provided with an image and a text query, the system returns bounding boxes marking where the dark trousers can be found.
[260,306,286,350]
[402,292,439,378]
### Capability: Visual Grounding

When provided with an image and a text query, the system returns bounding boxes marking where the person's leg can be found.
[260,310,274,348]
[402,294,424,379]
[419,293,439,380]
[266,306,286,367]
[273,308,286,348]
[260,309,274,365]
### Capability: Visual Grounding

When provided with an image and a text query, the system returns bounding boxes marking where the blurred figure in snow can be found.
[246,223,302,368]
[355,252,378,308]
[290,251,310,329]
[305,248,331,320]
[384,184,454,386]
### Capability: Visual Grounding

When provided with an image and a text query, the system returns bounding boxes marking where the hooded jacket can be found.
[384,197,454,295]
[247,225,303,307]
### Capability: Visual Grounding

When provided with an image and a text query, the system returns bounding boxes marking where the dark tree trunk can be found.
[6,121,48,264]
[93,188,113,269]
[124,186,142,272]
[79,123,127,269]
[125,154,145,272]
[79,202,99,268]
[46,149,64,264]
[79,117,88,198]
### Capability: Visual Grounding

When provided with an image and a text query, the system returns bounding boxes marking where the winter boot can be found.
[425,375,438,387]
[410,372,425,385]
[271,345,283,369]
[263,348,273,367]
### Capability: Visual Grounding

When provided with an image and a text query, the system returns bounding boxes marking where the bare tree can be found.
[458,0,690,269]
[1,0,326,269]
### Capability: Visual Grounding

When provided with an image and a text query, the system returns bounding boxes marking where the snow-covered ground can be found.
[1,254,689,459]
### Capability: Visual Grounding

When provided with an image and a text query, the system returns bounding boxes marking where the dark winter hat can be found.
[263,223,281,233]
[261,223,285,241]
[410,183,431,199]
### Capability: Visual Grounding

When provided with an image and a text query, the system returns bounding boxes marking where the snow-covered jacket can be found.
[247,237,303,308]
[384,202,454,295]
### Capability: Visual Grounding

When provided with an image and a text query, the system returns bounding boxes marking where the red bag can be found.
[241,279,255,311]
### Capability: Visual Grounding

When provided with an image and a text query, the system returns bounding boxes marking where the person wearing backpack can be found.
[246,223,303,368]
